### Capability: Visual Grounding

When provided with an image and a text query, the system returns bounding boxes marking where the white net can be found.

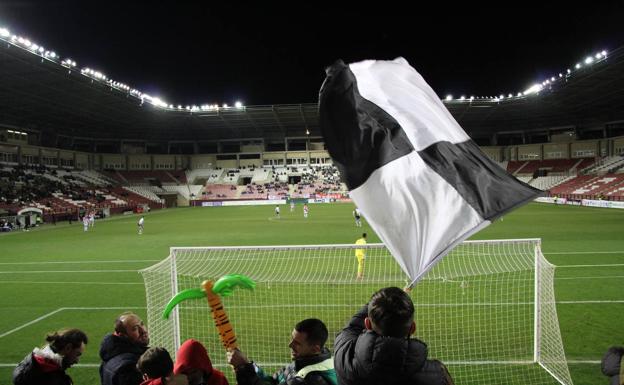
[140,239,572,385]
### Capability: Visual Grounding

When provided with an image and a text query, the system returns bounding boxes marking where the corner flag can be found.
[319,57,543,287]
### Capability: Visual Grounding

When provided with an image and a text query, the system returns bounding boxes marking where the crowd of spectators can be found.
[12,287,457,385]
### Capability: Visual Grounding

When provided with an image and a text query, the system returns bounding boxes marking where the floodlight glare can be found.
[235,101,243,108]
[584,57,593,64]
[523,84,542,95]
[0,28,9,37]
[575,63,581,69]
[445,95,453,101]
[601,50,607,57]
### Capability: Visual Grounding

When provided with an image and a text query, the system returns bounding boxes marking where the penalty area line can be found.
[0,307,146,339]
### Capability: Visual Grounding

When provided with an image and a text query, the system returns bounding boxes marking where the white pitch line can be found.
[0,270,139,274]
[0,281,142,285]
[179,299,624,310]
[546,251,624,254]
[557,263,624,268]
[0,308,64,338]
[0,307,147,339]
[0,359,602,367]
[0,260,159,265]
[556,275,624,280]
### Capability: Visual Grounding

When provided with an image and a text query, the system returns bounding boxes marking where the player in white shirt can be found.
[89,212,95,228]
[353,208,362,227]
[290,201,295,212]
[274,205,281,219]
[82,215,89,232]
[138,216,145,234]
[303,204,309,219]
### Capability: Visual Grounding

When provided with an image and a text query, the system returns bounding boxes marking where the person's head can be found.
[45,328,88,369]
[365,287,415,338]
[137,347,173,380]
[173,339,214,385]
[362,233,367,239]
[114,312,149,346]
[289,318,328,360]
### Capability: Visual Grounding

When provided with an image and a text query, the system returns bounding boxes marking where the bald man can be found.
[100,312,150,385]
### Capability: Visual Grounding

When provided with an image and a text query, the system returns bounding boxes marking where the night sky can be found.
[1,2,623,106]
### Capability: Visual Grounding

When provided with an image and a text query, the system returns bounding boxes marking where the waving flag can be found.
[319,58,542,287]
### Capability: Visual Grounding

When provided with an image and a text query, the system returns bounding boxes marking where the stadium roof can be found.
[1,35,624,145]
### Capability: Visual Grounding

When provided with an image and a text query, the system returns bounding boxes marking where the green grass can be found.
[1,202,623,385]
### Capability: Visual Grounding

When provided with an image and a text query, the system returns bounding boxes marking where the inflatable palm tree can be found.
[163,274,255,350]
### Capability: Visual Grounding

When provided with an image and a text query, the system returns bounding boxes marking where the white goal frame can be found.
[141,238,573,385]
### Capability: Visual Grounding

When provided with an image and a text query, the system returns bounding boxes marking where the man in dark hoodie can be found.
[174,339,228,385]
[227,318,336,385]
[333,287,454,385]
[13,328,87,385]
[100,312,150,385]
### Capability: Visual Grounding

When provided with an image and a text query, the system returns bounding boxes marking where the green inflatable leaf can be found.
[212,274,256,297]
[162,288,205,319]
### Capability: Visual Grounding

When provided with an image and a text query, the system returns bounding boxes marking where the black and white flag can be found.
[319,58,542,286]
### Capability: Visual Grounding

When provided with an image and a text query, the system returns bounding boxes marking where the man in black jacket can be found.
[13,328,88,385]
[334,287,453,385]
[227,318,337,385]
[100,312,150,385]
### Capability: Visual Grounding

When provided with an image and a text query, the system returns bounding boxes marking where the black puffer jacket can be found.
[334,305,453,385]
[99,333,148,385]
[13,349,72,385]
[601,346,624,385]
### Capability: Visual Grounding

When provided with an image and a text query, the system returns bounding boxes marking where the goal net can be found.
[140,239,572,385]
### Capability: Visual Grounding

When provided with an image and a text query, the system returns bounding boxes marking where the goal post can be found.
[140,239,573,385]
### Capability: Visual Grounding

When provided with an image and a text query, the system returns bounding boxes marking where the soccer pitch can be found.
[1,202,623,384]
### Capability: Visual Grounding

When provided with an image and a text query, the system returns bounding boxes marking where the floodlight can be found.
[235,101,243,108]
[445,95,453,101]
[523,84,542,95]
[0,28,9,37]
[575,63,581,69]
[584,57,593,64]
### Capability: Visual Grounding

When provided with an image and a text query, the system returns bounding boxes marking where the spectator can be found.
[100,312,150,385]
[13,328,88,385]
[174,339,228,385]
[227,318,336,385]
[334,287,454,385]
[601,346,624,385]
[137,347,188,385]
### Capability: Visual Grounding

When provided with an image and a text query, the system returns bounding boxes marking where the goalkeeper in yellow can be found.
[355,233,367,280]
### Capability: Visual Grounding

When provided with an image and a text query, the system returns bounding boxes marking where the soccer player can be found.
[89,211,95,228]
[355,233,367,280]
[353,208,362,227]
[138,216,145,235]
[303,204,309,219]
[275,205,281,219]
[83,215,89,232]
[290,201,295,212]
